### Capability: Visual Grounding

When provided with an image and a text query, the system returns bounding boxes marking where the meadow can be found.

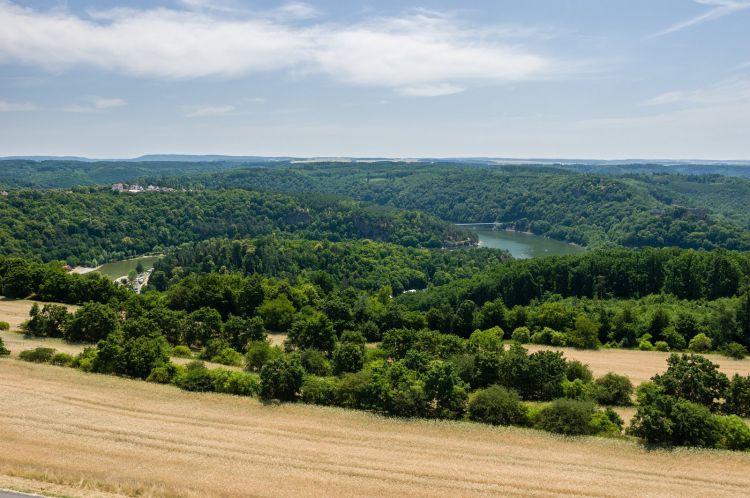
[1,360,750,498]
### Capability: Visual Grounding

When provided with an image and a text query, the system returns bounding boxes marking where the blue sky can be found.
[0,0,749,159]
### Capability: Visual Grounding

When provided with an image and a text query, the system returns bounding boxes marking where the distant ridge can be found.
[2,155,749,165]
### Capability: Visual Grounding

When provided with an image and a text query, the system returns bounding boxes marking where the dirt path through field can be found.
[1,360,749,498]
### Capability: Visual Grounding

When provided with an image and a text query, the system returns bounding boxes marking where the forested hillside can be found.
[150,237,510,294]
[0,159,254,188]
[0,188,471,266]
[158,163,750,250]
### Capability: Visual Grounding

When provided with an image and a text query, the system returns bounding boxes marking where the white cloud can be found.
[64,96,126,112]
[643,77,750,106]
[0,1,557,97]
[273,2,321,20]
[185,105,235,118]
[397,84,465,97]
[0,99,35,112]
[651,0,750,37]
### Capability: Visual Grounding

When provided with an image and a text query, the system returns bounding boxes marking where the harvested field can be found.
[0,299,78,331]
[526,344,750,385]
[2,360,750,498]
[0,300,82,359]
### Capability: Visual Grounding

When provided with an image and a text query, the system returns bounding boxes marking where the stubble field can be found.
[526,344,750,385]
[1,360,750,498]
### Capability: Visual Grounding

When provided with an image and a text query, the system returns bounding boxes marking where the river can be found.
[463,225,586,259]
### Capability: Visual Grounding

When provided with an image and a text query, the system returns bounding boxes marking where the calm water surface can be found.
[464,226,586,259]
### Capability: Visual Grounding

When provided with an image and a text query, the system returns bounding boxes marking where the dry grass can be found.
[0,299,78,331]
[526,344,750,385]
[2,360,750,498]
[0,299,82,359]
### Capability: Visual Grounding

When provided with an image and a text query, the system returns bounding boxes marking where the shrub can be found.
[19,347,56,363]
[526,350,567,401]
[562,379,594,401]
[224,315,266,351]
[565,360,593,383]
[661,326,686,351]
[49,352,74,366]
[535,399,595,436]
[64,302,118,343]
[468,327,504,353]
[0,337,9,356]
[0,321,9,331]
[332,341,365,374]
[628,404,674,446]
[245,340,282,372]
[260,356,305,401]
[670,400,720,448]
[531,327,554,345]
[199,338,231,361]
[72,347,98,372]
[468,385,527,426]
[335,369,373,409]
[473,350,501,388]
[171,345,193,358]
[688,333,712,353]
[300,348,333,376]
[340,330,367,345]
[721,342,747,360]
[359,321,381,342]
[300,376,340,405]
[147,363,182,384]
[550,331,568,347]
[511,327,531,344]
[589,411,621,437]
[569,315,600,349]
[604,406,624,430]
[211,347,244,367]
[212,369,260,396]
[638,339,654,351]
[449,353,476,385]
[630,395,721,448]
[286,312,336,354]
[594,373,633,406]
[174,361,215,392]
[725,374,750,417]
[654,341,670,352]
[23,304,69,338]
[715,415,750,451]
[652,353,729,410]
[423,360,468,419]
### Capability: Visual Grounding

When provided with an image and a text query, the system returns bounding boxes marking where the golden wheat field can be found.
[0,299,78,331]
[1,360,750,498]
[526,344,750,385]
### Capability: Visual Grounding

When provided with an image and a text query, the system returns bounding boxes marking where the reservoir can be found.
[463,225,586,259]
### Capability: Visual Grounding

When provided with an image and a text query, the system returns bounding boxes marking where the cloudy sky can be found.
[0,0,749,159]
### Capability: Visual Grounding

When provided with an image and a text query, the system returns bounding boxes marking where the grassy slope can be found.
[1,360,750,498]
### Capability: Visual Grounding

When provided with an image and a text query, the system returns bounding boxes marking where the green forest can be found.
[0,188,471,266]
[164,162,750,250]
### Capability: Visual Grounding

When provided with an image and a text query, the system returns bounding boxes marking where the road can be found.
[0,491,43,498]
